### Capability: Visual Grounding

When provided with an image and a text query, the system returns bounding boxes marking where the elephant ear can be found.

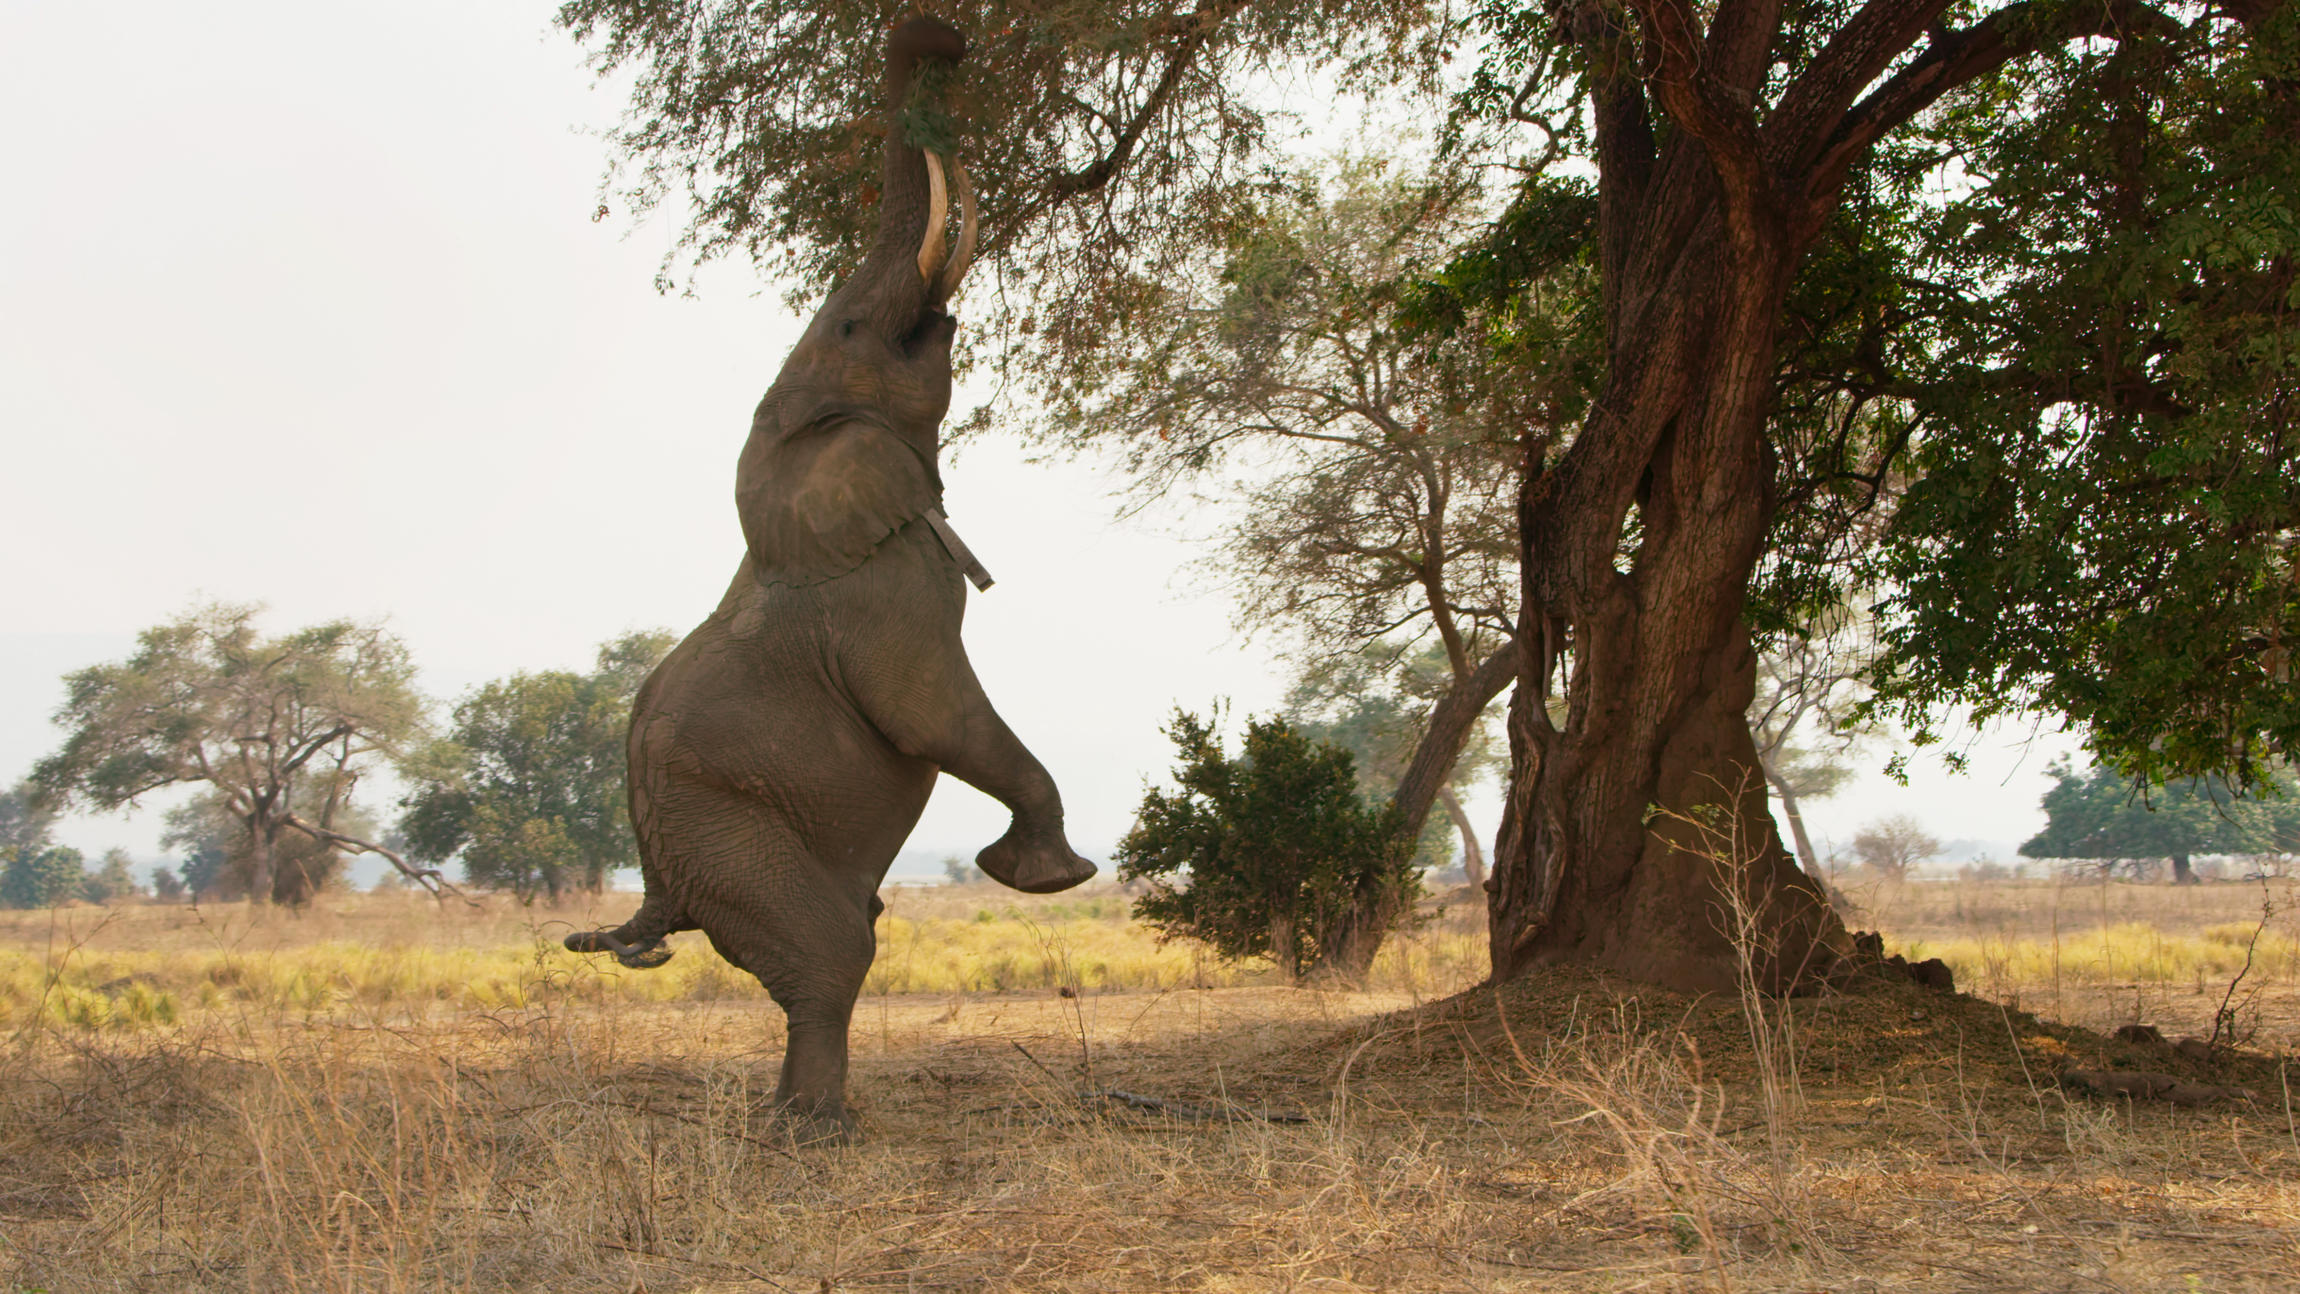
[737,414,941,587]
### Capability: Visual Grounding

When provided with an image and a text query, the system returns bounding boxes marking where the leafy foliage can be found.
[1,845,85,910]
[397,632,675,901]
[81,848,143,903]
[2021,761,2300,877]
[0,781,55,858]
[32,603,423,906]
[1865,15,2300,788]
[1040,157,1528,665]
[1284,643,1501,866]
[148,866,187,903]
[556,0,1439,362]
[1117,709,1414,979]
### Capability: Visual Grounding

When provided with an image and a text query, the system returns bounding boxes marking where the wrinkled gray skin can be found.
[567,18,1095,1143]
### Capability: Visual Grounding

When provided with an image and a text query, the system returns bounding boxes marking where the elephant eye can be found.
[839,320,857,337]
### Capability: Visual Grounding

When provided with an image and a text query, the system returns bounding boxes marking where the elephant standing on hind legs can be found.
[567,18,1096,1145]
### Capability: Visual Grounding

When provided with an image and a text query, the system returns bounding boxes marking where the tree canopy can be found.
[32,603,441,906]
[0,844,84,910]
[2021,760,2300,881]
[398,631,676,901]
[1117,708,1415,979]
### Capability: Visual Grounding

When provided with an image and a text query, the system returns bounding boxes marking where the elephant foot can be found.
[977,826,1097,894]
[564,929,674,968]
[767,1098,861,1148]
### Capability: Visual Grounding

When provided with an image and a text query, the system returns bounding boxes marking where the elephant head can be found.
[736,17,980,589]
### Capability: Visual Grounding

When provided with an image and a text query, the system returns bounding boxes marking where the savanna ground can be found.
[1,873,2295,1292]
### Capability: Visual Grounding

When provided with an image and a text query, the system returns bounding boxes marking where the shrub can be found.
[1117,709,1414,980]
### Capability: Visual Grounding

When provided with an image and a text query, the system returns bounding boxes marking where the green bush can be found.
[1117,709,1415,979]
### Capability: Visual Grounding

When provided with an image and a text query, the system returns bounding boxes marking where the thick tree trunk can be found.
[1484,53,1848,991]
[2170,854,2198,886]
[1439,785,1486,889]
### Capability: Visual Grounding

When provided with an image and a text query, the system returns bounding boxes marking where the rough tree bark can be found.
[1486,0,2174,992]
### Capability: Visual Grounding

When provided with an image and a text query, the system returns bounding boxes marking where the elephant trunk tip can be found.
[887,17,966,74]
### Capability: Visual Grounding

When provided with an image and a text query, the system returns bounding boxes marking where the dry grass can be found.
[1841,875,2300,1050]
[0,880,2294,1291]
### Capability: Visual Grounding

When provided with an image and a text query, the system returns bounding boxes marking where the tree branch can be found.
[1624,0,1774,244]
[281,812,477,907]
[1801,0,2184,236]
[1389,638,1523,843]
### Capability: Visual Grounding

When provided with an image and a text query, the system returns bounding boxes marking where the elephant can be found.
[566,17,1096,1143]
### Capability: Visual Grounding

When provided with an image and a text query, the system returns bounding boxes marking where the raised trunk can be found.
[842,19,965,340]
[1438,784,1486,888]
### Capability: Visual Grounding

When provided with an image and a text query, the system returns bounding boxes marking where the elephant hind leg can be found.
[648,779,880,1144]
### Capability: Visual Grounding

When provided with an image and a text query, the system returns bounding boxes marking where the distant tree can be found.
[32,603,443,906]
[1850,815,1941,880]
[398,631,676,902]
[81,847,143,904]
[2,845,86,909]
[1748,607,1875,876]
[2020,762,2295,885]
[940,854,984,886]
[149,866,187,903]
[166,810,232,902]
[161,788,373,904]
[1118,710,1414,981]
[0,780,56,858]
[1285,644,1505,888]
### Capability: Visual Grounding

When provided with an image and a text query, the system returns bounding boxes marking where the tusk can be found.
[917,150,950,286]
[934,157,978,300]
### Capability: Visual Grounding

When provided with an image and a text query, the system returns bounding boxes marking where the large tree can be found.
[33,603,450,906]
[563,0,2299,991]
[398,631,675,901]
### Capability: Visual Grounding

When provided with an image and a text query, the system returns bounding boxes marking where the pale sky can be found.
[0,2,2077,884]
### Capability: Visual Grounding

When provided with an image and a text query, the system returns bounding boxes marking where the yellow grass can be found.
[0,885,1491,1034]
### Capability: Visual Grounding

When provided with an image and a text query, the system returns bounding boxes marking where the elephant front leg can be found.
[844,633,1097,894]
[940,709,1099,894]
